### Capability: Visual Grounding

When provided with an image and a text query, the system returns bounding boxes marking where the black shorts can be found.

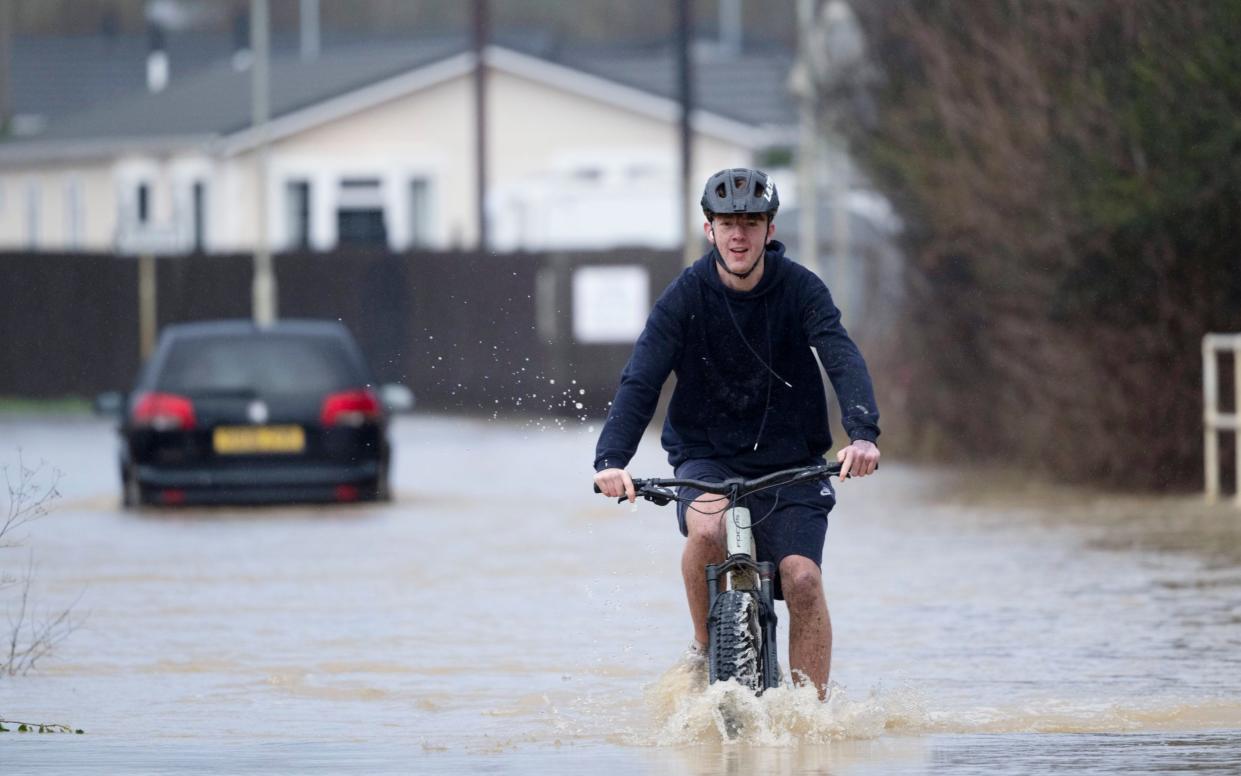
[674,458,835,600]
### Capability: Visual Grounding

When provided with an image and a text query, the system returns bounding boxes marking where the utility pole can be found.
[795,0,822,281]
[299,0,320,61]
[0,1,10,134]
[677,0,695,266]
[473,0,489,252]
[824,1,856,325]
[251,0,276,325]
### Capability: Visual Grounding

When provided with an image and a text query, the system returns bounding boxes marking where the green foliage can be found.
[757,146,795,170]
[0,719,82,734]
[844,0,1241,488]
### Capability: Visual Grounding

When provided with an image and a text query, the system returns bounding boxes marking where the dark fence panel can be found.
[0,252,140,397]
[158,253,252,326]
[274,248,413,388]
[404,251,546,413]
[0,248,681,416]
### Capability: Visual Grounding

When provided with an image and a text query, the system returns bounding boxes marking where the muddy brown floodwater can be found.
[2,413,1240,774]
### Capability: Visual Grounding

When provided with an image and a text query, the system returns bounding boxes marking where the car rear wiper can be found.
[182,387,260,399]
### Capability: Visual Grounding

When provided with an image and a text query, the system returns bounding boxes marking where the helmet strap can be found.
[710,232,764,280]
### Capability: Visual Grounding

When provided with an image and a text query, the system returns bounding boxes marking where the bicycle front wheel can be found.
[709,589,763,692]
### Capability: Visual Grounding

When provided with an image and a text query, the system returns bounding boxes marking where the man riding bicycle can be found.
[592,168,880,699]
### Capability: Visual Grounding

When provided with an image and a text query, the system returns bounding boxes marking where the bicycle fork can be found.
[705,505,781,691]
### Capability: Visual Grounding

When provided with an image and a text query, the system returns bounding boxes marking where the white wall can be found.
[256,74,471,252]
[0,162,118,252]
[485,67,753,250]
[0,60,763,255]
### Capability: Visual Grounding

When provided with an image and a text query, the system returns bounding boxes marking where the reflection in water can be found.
[2,415,1241,774]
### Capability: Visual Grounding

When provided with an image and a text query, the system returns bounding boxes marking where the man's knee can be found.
[684,503,723,546]
[780,556,824,606]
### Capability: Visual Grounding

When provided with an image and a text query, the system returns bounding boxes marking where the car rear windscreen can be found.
[156,334,363,396]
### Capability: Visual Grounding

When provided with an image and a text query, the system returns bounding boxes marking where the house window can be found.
[25,181,40,249]
[136,181,151,224]
[65,178,83,250]
[336,178,386,247]
[285,180,311,249]
[192,181,207,253]
[410,178,431,248]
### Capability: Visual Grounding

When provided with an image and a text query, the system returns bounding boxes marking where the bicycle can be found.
[595,461,846,695]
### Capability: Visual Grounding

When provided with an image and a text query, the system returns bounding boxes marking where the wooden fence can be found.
[0,247,682,417]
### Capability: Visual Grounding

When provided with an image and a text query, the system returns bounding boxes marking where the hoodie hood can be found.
[696,239,789,300]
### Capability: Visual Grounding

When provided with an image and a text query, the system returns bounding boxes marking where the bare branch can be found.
[1,452,62,544]
[1,451,78,677]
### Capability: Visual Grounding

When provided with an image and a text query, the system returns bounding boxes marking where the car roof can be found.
[138,319,373,391]
[160,319,355,341]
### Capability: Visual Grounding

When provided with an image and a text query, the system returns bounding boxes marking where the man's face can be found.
[704,213,776,274]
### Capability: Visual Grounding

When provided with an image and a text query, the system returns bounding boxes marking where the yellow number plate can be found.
[213,425,306,455]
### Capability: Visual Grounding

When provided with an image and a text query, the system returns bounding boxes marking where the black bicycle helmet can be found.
[700,168,780,219]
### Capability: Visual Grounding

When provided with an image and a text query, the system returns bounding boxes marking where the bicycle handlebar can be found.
[593,461,854,506]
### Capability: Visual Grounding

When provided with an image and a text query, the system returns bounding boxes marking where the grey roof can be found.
[5,33,794,148]
[11,33,210,121]
[28,38,465,143]
[561,44,795,128]
[7,30,436,121]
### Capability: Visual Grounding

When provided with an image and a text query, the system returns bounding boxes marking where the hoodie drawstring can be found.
[723,295,791,451]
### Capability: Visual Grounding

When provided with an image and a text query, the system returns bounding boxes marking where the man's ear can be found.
[766,219,776,242]
[703,220,716,245]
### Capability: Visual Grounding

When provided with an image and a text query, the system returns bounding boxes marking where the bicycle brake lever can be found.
[642,487,674,506]
[613,487,674,506]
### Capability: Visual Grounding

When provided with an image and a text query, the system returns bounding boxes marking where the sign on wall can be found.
[572,265,650,343]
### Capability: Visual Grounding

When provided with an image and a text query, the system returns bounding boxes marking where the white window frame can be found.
[25,180,40,249]
[284,178,312,250]
[409,176,433,249]
[64,176,84,250]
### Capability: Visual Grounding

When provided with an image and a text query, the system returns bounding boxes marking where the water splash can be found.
[632,655,928,746]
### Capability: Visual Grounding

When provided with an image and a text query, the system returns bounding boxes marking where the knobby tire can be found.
[709,589,763,693]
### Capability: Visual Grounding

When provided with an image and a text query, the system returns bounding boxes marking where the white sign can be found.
[116,225,187,256]
[572,266,650,343]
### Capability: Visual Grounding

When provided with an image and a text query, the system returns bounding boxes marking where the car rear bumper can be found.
[135,461,381,504]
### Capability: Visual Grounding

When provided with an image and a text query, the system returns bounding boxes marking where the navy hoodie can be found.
[594,241,880,476]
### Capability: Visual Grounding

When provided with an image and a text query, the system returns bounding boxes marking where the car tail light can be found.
[335,484,360,502]
[132,392,197,431]
[160,489,186,505]
[320,389,381,427]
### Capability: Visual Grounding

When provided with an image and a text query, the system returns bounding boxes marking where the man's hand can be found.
[594,467,636,503]
[836,439,880,484]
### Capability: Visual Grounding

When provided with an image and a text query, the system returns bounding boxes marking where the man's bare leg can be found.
[780,554,831,699]
[682,494,726,646]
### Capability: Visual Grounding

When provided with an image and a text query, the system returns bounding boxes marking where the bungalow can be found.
[0,36,796,255]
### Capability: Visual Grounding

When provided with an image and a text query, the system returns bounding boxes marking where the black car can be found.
[103,319,411,506]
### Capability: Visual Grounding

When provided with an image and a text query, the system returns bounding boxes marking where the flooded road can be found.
[2,413,1240,773]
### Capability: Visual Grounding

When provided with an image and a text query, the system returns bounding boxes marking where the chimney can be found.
[232,8,253,71]
[146,21,169,93]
